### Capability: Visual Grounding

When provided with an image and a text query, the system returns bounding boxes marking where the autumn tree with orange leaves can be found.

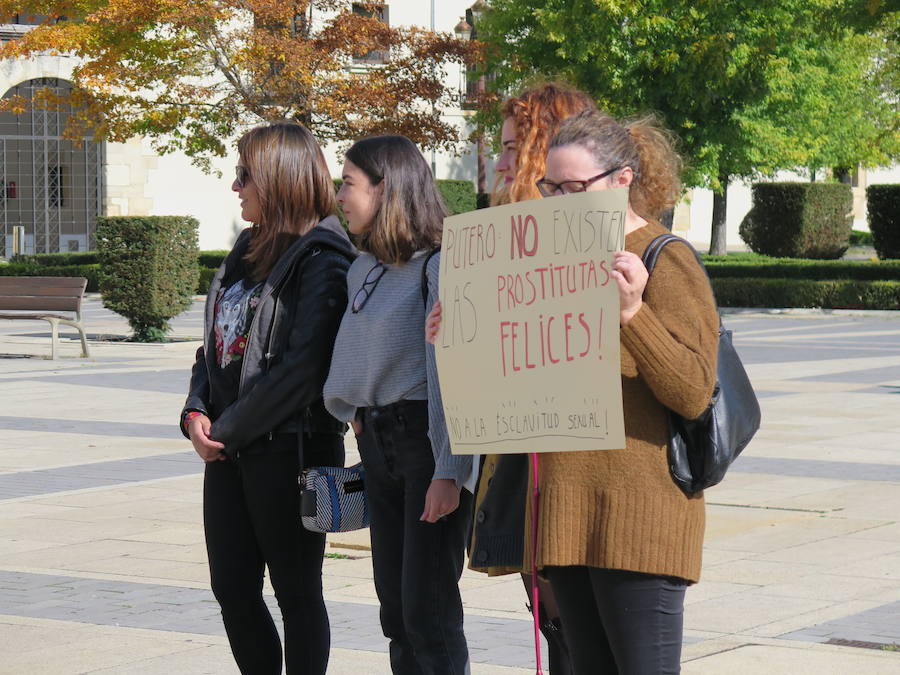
[0,1,479,167]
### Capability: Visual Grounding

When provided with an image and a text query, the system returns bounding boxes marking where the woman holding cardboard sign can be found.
[429,107,719,673]
[534,109,719,674]
[323,135,474,674]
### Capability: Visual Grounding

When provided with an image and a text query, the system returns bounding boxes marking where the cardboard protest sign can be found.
[435,189,627,455]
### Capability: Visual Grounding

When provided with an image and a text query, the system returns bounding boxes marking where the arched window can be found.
[0,78,104,256]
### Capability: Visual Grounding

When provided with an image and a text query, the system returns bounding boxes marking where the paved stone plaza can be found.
[1,297,900,673]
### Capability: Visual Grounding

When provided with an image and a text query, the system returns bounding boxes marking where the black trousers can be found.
[203,432,343,675]
[544,566,687,675]
[357,400,473,675]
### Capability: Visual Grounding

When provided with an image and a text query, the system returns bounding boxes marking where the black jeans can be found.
[544,566,687,675]
[357,400,473,675]
[203,432,343,675]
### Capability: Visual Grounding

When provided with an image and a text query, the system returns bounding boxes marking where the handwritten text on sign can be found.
[435,189,628,455]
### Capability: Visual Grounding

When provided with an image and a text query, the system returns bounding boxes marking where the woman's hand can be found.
[420,478,460,523]
[425,300,442,344]
[188,414,226,462]
[611,251,649,325]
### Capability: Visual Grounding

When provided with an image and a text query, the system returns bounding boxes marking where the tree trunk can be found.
[708,175,728,256]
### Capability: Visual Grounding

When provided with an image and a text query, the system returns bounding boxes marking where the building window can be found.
[48,166,64,207]
[352,3,389,64]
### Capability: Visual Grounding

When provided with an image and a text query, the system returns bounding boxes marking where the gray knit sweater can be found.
[324,250,473,488]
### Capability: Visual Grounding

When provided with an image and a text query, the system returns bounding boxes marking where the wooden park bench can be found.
[0,277,90,359]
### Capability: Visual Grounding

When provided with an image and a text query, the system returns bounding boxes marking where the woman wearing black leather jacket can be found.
[180,122,355,675]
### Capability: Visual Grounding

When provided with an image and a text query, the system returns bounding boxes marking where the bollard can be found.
[11,226,25,256]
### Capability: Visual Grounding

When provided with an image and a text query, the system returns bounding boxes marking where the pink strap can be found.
[530,452,544,674]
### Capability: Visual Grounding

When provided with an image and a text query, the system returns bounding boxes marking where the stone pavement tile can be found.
[0,619,222,675]
[702,558,820,587]
[77,557,210,585]
[684,590,832,634]
[685,580,761,605]
[762,483,900,519]
[843,521,900,543]
[734,457,900,483]
[460,574,535,619]
[829,551,900,581]
[323,578,379,602]
[696,547,748,567]
[0,515,163,546]
[752,535,900,568]
[781,598,900,645]
[748,573,900,603]
[705,509,886,554]
[746,354,900,381]
[113,525,201,547]
[0,614,231,675]
[683,643,900,675]
[1,540,179,570]
[745,599,885,638]
[83,643,235,675]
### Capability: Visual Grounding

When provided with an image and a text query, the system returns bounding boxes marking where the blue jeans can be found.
[545,566,687,675]
[357,400,473,675]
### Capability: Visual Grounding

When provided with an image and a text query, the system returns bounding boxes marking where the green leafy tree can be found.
[476,0,898,253]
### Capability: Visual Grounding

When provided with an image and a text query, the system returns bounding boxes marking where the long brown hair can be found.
[550,110,682,220]
[494,82,597,205]
[345,135,445,265]
[238,121,336,281]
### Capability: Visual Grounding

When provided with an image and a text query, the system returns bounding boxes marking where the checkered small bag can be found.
[299,463,369,533]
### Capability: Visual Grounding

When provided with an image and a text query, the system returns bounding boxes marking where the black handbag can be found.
[642,234,761,494]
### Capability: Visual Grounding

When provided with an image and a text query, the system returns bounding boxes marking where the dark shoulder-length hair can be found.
[345,135,446,265]
[238,121,336,282]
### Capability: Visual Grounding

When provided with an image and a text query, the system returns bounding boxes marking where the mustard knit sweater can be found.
[527,222,719,583]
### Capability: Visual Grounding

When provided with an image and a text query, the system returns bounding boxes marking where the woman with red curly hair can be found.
[430,82,596,673]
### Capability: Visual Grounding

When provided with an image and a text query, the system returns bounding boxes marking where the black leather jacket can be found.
[181,216,356,457]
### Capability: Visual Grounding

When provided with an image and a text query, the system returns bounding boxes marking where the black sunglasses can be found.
[352,263,387,313]
[235,165,251,188]
[535,166,622,197]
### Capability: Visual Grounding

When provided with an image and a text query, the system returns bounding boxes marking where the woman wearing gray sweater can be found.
[324,135,474,675]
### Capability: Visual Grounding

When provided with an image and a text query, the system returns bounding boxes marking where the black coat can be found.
[181,216,356,457]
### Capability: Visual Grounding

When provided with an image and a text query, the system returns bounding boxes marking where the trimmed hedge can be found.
[739,182,853,259]
[198,267,218,294]
[10,252,100,266]
[704,259,900,280]
[712,278,900,310]
[867,184,900,259]
[0,263,101,291]
[849,229,874,247]
[198,250,230,268]
[97,216,200,341]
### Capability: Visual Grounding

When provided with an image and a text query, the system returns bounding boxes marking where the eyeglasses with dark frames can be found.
[535,166,623,197]
[235,165,251,188]
[351,262,387,313]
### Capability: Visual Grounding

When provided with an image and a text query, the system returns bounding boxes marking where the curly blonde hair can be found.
[493,83,597,205]
[550,110,682,220]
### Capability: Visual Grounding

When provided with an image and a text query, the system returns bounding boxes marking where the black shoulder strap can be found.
[421,247,441,307]
[642,233,688,275]
[642,234,723,330]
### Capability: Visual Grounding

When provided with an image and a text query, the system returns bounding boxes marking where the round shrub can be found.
[867,184,900,259]
[97,216,199,341]
[739,183,853,259]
